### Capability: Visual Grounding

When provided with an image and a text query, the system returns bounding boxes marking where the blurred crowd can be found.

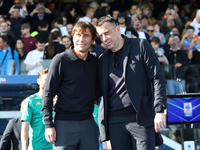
[1,0,200,94]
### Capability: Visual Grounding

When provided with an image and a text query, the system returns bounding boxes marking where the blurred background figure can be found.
[61,36,72,51]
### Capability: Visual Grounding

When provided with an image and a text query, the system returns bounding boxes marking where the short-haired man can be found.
[21,68,53,150]
[24,38,46,75]
[179,25,197,53]
[96,16,167,150]
[0,35,20,75]
[21,23,37,53]
[42,21,99,150]
[146,25,155,41]
[78,7,94,23]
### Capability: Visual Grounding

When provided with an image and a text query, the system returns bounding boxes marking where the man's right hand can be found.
[45,127,56,144]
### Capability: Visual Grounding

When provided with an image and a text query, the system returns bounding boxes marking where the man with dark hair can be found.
[53,17,68,37]
[96,16,167,150]
[0,35,20,75]
[24,38,46,75]
[21,68,53,150]
[42,21,99,150]
[112,9,120,21]
[179,25,197,53]
[117,13,127,35]
[36,20,49,43]
[21,23,37,53]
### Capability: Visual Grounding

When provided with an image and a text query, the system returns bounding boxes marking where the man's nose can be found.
[102,35,107,42]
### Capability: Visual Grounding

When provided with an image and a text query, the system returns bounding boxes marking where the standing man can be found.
[42,21,99,150]
[96,16,167,150]
[21,68,53,150]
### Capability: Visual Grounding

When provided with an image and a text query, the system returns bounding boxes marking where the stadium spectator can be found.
[15,39,27,60]
[141,15,149,32]
[21,23,37,53]
[0,35,20,75]
[48,2,61,18]
[24,38,45,75]
[165,34,189,95]
[127,3,138,18]
[179,25,197,53]
[153,22,166,46]
[131,15,150,41]
[190,10,200,36]
[141,5,153,25]
[111,9,120,21]
[62,16,67,26]
[5,20,12,31]
[29,3,52,32]
[89,2,106,19]
[7,8,26,39]
[21,68,53,150]
[117,13,127,35]
[62,6,76,24]
[78,7,95,23]
[8,0,28,18]
[61,36,72,51]
[91,17,98,27]
[66,23,74,42]
[0,21,16,50]
[146,25,155,40]
[53,17,68,37]
[36,20,50,43]
[43,28,65,59]
[161,8,183,37]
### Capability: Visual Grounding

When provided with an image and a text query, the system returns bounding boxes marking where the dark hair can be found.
[39,20,48,28]
[173,34,180,40]
[54,17,63,25]
[15,39,24,54]
[37,37,46,44]
[97,16,117,29]
[72,21,96,41]
[151,37,160,44]
[62,35,71,41]
[186,25,195,30]
[0,35,8,43]
[47,29,62,57]
[153,22,160,26]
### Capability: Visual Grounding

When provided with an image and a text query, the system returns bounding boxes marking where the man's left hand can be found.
[154,113,166,132]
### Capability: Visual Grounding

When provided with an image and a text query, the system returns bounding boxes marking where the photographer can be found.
[28,4,52,32]
[8,0,28,18]
[161,7,183,37]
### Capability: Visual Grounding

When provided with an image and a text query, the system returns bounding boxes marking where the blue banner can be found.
[0,75,38,84]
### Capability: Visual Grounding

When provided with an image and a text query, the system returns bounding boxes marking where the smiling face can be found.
[73,28,94,53]
[96,22,121,51]
[62,37,72,49]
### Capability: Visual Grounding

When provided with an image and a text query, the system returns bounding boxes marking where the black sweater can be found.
[42,48,98,128]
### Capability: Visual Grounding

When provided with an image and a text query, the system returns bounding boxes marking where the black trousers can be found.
[108,121,155,150]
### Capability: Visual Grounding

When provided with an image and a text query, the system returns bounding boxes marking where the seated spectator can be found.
[153,22,166,46]
[43,29,65,59]
[66,23,74,43]
[24,38,46,75]
[0,35,20,75]
[190,10,200,36]
[188,33,200,64]
[111,9,120,22]
[127,3,137,19]
[8,0,28,18]
[141,5,153,25]
[21,23,37,53]
[7,8,26,39]
[78,7,94,23]
[161,8,183,38]
[0,21,16,50]
[48,2,61,18]
[130,15,150,41]
[89,2,106,19]
[91,17,98,27]
[62,16,67,26]
[29,3,52,32]
[15,39,27,60]
[5,20,12,31]
[141,15,149,32]
[61,36,72,51]
[53,17,68,37]
[36,20,50,43]
[165,34,189,95]
[117,13,127,35]
[165,26,180,42]
[146,25,155,41]
[179,25,197,54]
[151,37,169,73]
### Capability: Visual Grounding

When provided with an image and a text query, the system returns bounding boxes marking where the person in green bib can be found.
[21,68,52,150]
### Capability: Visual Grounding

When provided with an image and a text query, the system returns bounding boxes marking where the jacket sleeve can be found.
[141,39,167,109]
[42,55,62,128]
[0,119,14,150]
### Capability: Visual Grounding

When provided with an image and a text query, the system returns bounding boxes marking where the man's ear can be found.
[116,25,120,34]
